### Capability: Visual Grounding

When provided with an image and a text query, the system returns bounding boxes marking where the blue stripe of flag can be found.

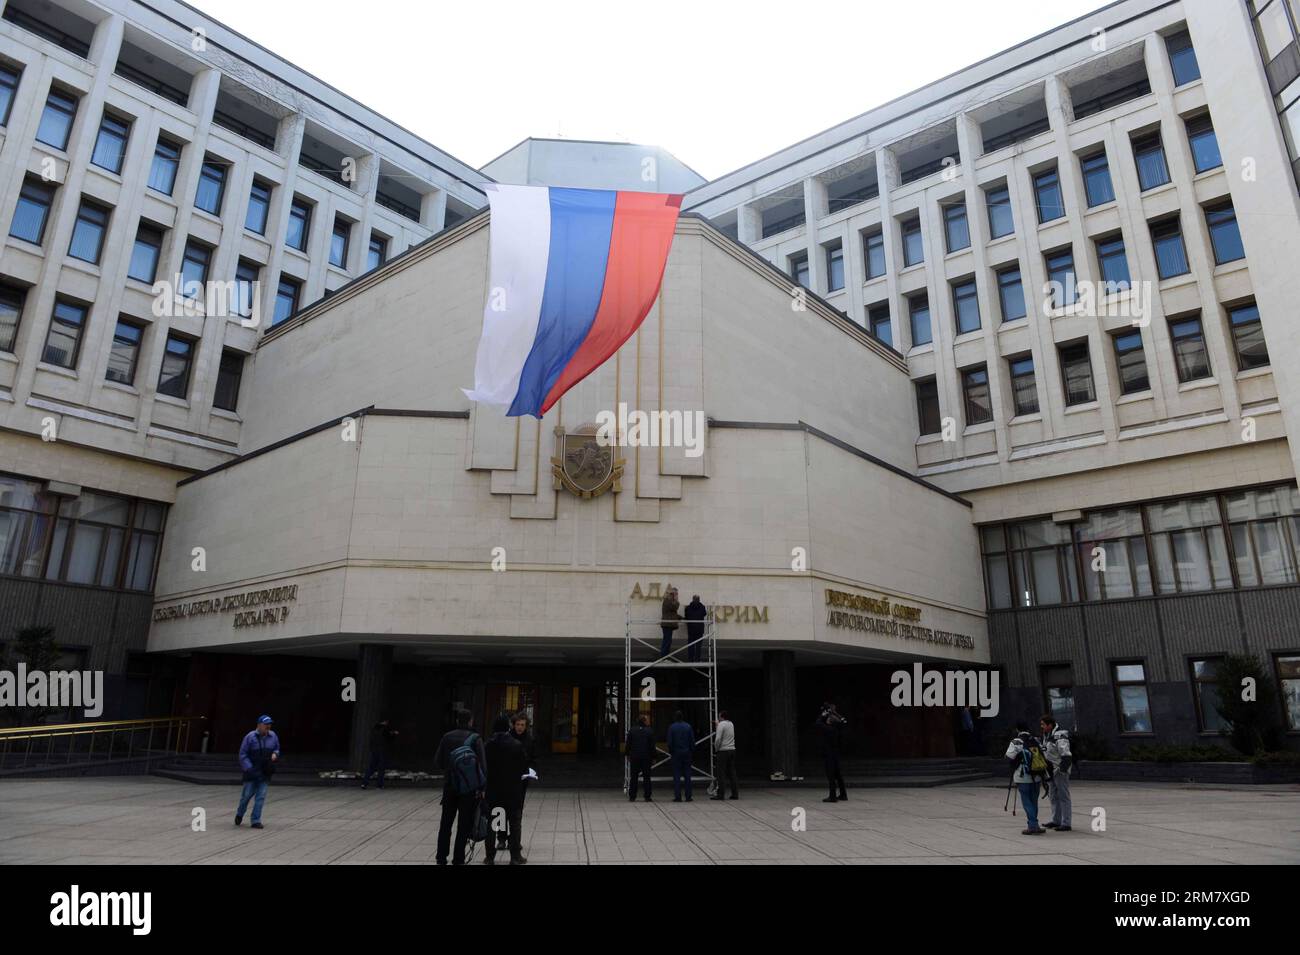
[508,188,617,417]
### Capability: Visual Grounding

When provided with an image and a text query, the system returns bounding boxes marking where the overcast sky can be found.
[189,0,1108,180]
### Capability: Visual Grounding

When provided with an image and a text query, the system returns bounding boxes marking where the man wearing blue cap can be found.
[236,715,281,829]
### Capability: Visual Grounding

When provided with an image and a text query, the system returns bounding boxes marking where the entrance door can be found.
[484,683,537,734]
[551,685,578,753]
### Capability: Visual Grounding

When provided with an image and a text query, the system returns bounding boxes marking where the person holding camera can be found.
[235,714,281,829]
[816,702,847,803]
[1039,714,1073,832]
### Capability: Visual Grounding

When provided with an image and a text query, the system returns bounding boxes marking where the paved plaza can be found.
[1,777,1298,865]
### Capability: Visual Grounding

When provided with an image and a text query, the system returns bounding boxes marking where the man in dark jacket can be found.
[625,714,655,802]
[816,702,848,803]
[484,715,528,865]
[434,710,486,865]
[659,587,681,657]
[498,712,536,851]
[667,711,695,802]
[684,595,707,662]
[361,718,398,790]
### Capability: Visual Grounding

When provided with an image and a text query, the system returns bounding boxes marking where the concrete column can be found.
[348,644,394,772]
[762,650,798,778]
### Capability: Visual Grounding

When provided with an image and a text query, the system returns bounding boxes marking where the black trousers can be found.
[485,800,523,860]
[362,751,386,787]
[824,753,846,797]
[714,750,739,797]
[628,756,652,799]
[436,790,477,864]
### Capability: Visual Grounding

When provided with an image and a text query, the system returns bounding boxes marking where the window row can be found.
[0,473,166,592]
[0,284,245,409]
[979,484,1300,609]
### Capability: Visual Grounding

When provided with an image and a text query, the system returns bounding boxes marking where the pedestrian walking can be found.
[235,715,281,829]
[626,714,655,802]
[434,710,486,865]
[483,715,528,865]
[710,710,739,800]
[816,702,848,803]
[361,718,398,789]
[667,710,694,802]
[1039,714,1073,832]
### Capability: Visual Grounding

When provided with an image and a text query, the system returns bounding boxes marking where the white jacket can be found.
[1005,734,1039,784]
[1042,726,1072,775]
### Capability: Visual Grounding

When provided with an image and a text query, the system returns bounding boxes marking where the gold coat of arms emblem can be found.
[551,424,624,499]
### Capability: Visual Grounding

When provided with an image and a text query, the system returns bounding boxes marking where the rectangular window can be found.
[1170,315,1211,382]
[273,276,301,325]
[213,349,245,412]
[0,282,27,352]
[788,252,809,288]
[36,88,77,150]
[986,184,1014,238]
[68,199,110,264]
[128,223,164,284]
[1146,496,1232,594]
[330,218,352,269]
[1009,355,1038,416]
[1112,330,1149,394]
[1042,665,1076,730]
[1228,302,1269,370]
[105,319,143,385]
[908,293,932,347]
[91,112,130,174]
[901,217,924,267]
[367,234,388,272]
[961,365,992,426]
[0,64,19,126]
[1185,114,1221,173]
[194,159,227,215]
[10,178,55,245]
[1045,248,1076,308]
[1133,134,1171,191]
[245,179,271,234]
[1166,29,1201,87]
[1033,167,1064,223]
[981,525,1013,609]
[235,260,259,320]
[157,334,194,399]
[1095,234,1131,290]
[1078,508,1152,600]
[42,299,86,368]
[286,198,312,252]
[824,244,844,292]
[867,303,891,347]
[1059,340,1095,406]
[1205,202,1244,264]
[180,241,211,297]
[863,229,885,278]
[1224,485,1300,588]
[997,266,1026,322]
[952,279,980,334]
[1080,151,1115,206]
[1112,662,1154,733]
[915,378,940,435]
[1151,218,1190,278]
[1008,518,1078,607]
[943,201,970,252]
[1275,654,1300,732]
[148,137,181,195]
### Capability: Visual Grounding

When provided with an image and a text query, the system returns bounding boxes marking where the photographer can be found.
[816,702,847,803]
[1005,722,1047,835]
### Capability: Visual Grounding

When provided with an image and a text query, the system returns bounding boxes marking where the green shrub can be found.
[1213,654,1284,756]
[1124,743,1239,762]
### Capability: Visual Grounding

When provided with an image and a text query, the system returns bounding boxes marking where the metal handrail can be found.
[0,716,201,772]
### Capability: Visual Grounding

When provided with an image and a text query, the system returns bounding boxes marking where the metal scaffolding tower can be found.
[624,605,718,793]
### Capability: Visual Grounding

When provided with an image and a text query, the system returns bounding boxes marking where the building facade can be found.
[2,0,1299,769]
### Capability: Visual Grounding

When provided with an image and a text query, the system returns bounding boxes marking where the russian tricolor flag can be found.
[463,184,682,418]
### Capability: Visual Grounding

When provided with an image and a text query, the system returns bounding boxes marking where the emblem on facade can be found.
[551,424,624,499]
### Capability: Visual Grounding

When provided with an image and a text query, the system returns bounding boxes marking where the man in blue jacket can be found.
[236,715,281,829]
[667,711,695,802]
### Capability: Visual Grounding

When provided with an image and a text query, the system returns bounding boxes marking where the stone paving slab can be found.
[0,777,1296,865]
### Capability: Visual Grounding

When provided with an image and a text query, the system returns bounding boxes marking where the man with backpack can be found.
[1039,714,1073,832]
[435,710,487,865]
[1005,722,1048,835]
